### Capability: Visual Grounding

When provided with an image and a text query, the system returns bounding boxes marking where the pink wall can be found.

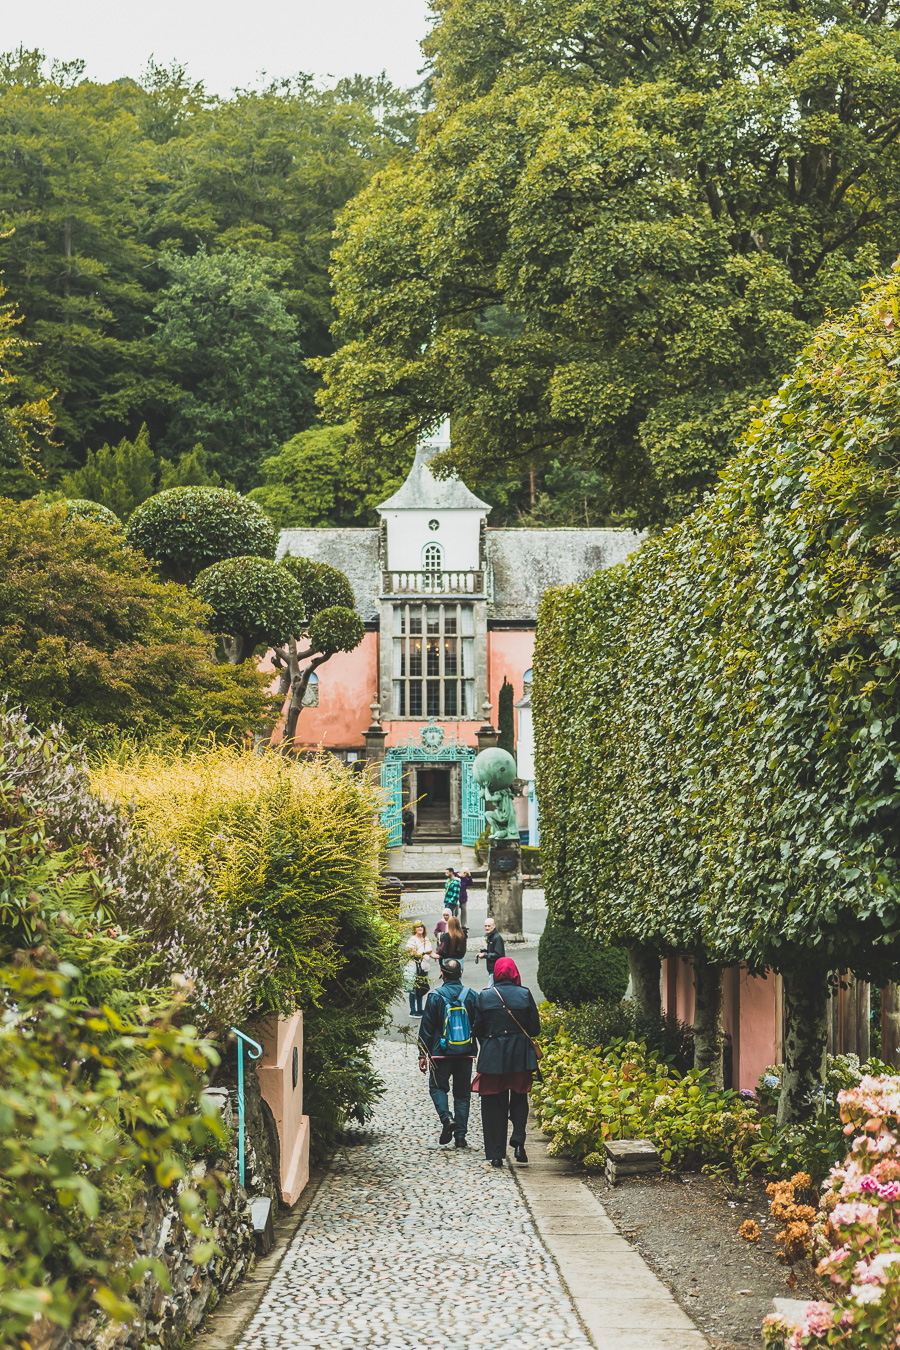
[260,632,378,751]
[488,631,535,741]
[384,721,478,748]
[255,1012,309,1206]
[662,957,781,1092]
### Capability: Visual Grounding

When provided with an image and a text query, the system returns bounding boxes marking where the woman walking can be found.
[405,922,434,1017]
[436,915,467,972]
[471,957,541,1167]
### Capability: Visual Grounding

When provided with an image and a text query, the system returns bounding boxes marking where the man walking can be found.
[417,959,478,1148]
[402,805,415,846]
[443,866,461,916]
[478,917,505,987]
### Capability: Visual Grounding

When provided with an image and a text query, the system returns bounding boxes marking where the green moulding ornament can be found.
[473,746,520,841]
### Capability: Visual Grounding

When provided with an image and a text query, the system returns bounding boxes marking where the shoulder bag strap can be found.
[493,988,543,1061]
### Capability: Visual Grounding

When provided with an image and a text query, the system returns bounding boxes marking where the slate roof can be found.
[377,444,491,512]
[485,528,644,621]
[277,528,380,622]
[275,524,645,624]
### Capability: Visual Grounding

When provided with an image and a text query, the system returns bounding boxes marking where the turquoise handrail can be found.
[232,1026,263,1189]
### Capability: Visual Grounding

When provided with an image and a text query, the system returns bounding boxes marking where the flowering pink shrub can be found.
[763,1075,900,1349]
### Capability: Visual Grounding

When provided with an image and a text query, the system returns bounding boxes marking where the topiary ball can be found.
[537,915,629,1006]
[63,499,123,532]
[127,487,276,582]
[194,556,304,656]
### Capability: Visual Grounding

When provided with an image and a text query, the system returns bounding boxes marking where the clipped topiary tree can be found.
[194,556,306,664]
[268,554,366,745]
[537,915,629,1006]
[62,498,124,531]
[192,549,366,741]
[127,486,276,583]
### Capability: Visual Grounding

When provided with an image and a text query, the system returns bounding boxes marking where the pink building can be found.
[277,423,641,845]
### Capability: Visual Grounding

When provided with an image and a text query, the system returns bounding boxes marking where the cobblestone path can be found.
[238,1040,594,1350]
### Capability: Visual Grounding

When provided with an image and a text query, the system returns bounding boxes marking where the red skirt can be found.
[472,1071,534,1096]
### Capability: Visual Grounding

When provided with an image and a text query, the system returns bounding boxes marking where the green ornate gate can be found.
[380,719,484,846]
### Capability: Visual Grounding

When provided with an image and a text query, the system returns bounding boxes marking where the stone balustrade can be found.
[381,568,485,595]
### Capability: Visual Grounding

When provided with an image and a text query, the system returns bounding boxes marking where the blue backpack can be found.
[438,986,474,1055]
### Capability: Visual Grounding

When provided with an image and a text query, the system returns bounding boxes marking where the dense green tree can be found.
[59,426,222,520]
[0,52,420,482]
[0,272,54,496]
[534,265,900,1117]
[249,423,411,528]
[153,248,307,488]
[0,498,272,742]
[317,0,900,525]
[497,676,515,755]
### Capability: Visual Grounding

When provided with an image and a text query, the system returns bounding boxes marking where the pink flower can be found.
[859,1175,879,1193]
[878,1181,900,1201]
[802,1302,834,1336]
[831,1201,880,1227]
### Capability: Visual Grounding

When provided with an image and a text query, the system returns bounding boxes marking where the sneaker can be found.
[454,1137,469,1149]
[513,1144,528,1164]
[439,1120,455,1145]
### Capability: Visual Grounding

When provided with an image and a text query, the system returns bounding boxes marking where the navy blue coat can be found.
[472,983,541,1074]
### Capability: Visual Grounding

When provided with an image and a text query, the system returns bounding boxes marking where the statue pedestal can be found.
[487,839,524,943]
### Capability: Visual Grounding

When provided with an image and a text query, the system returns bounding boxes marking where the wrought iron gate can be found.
[461,759,484,847]
[379,759,403,847]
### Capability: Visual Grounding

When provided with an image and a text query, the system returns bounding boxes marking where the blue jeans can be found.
[428,1057,472,1138]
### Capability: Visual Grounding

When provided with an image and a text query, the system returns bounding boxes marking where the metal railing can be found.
[233,1026,263,1189]
[381,569,485,595]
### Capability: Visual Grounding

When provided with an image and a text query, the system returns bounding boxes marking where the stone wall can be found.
[42,1070,278,1350]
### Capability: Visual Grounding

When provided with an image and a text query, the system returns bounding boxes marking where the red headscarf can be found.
[492,957,521,986]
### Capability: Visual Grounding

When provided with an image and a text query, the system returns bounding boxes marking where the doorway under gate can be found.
[380,720,485,848]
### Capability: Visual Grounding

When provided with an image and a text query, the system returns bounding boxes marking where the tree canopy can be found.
[317,0,900,525]
[0,498,272,742]
[0,52,419,484]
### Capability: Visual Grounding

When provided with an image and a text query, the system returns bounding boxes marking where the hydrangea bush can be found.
[533,1034,760,1171]
[763,1075,900,1349]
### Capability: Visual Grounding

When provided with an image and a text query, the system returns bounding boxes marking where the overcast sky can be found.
[7,0,432,93]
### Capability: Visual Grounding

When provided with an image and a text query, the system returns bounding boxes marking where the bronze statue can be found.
[473,747,520,840]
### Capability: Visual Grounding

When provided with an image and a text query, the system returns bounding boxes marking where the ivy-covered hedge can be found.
[534,265,900,1112]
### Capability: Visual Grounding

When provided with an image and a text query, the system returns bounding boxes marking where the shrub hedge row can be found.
[534,267,900,1079]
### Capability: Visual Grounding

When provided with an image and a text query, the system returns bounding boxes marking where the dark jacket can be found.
[437,933,467,963]
[472,983,541,1074]
[482,928,505,972]
[417,980,479,1057]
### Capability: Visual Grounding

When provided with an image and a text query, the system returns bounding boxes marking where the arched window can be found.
[301,671,319,707]
[422,542,443,572]
[522,667,533,691]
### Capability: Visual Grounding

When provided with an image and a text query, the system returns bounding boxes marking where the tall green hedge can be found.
[534,266,900,1006]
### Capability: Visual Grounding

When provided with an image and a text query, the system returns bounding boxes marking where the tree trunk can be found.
[882,984,900,1068]
[627,946,661,1024]
[257,656,292,749]
[692,955,724,1089]
[777,965,828,1126]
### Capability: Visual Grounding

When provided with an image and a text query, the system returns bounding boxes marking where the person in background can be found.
[405,921,434,1017]
[402,805,415,846]
[417,958,478,1148]
[456,867,472,928]
[471,957,541,1167]
[437,915,467,972]
[478,916,505,986]
[444,867,461,916]
[433,907,452,945]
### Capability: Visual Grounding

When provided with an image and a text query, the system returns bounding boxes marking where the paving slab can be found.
[514,1121,709,1350]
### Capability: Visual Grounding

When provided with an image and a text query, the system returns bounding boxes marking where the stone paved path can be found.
[237,1040,594,1350]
